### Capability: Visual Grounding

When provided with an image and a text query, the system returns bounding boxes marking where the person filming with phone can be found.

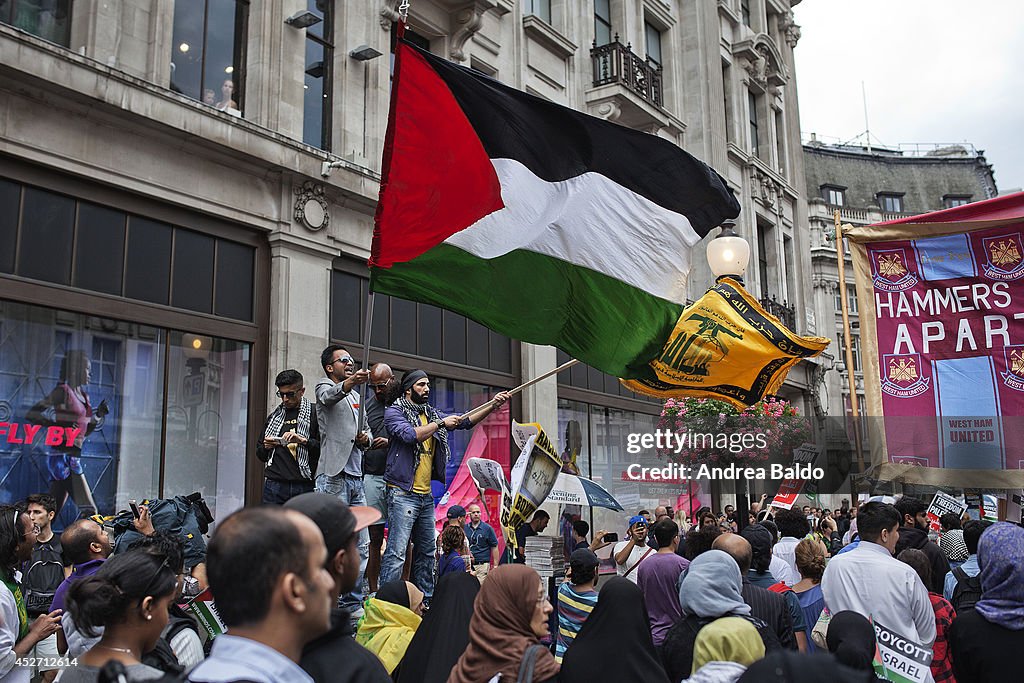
[613,515,654,584]
[257,370,321,505]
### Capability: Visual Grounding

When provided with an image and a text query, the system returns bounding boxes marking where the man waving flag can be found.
[371,38,740,382]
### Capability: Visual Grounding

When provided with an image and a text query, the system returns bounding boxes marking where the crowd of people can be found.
[2,345,1024,682]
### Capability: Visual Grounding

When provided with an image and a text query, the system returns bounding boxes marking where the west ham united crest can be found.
[981,233,1024,281]
[1002,346,1024,392]
[871,249,919,292]
[881,353,930,398]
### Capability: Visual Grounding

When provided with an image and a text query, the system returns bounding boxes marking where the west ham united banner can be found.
[847,192,1024,487]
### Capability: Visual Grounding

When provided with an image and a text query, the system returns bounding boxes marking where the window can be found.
[645,21,662,69]
[847,284,858,314]
[0,300,249,527]
[330,269,513,374]
[822,186,845,207]
[748,91,760,157]
[303,0,333,149]
[775,110,786,175]
[850,335,861,372]
[170,0,248,113]
[594,0,612,46]
[0,0,71,46]
[878,193,904,213]
[722,63,732,143]
[526,0,551,24]
[756,223,770,295]
[741,0,751,27]
[0,177,255,321]
[944,195,971,209]
[834,287,843,313]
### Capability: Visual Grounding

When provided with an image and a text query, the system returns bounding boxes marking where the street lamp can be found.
[705,219,752,526]
[706,220,750,283]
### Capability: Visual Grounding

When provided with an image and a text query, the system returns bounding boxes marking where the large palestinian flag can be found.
[371,38,741,379]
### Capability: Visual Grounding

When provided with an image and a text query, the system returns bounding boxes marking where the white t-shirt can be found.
[613,541,654,584]
[0,580,30,683]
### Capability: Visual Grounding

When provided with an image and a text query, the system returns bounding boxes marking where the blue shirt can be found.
[464,521,498,564]
[188,634,313,683]
[943,553,980,602]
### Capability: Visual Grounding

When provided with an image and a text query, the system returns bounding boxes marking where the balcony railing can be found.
[760,295,796,330]
[591,37,663,109]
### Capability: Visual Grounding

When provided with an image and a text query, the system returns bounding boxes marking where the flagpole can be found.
[459,358,580,421]
[356,291,375,434]
[834,211,866,480]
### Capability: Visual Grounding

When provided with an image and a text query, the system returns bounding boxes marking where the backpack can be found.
[950,566,983,613]
[111,493,213,569]
[22,539,65,616]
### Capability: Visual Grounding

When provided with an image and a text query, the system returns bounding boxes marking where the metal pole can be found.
[356,291,375,434]
[834,211,866,484]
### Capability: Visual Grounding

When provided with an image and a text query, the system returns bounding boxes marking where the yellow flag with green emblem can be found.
[621,277,830,408]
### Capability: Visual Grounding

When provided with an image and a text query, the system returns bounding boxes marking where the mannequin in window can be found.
[215,79,237,111]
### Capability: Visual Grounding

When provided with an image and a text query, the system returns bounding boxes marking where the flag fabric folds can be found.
[620,278,830,408]
[846,191,1024,487]
[371,39,741,380]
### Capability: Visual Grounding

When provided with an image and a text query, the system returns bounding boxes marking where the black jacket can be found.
[301,608,391,683]
[894,526,950,594]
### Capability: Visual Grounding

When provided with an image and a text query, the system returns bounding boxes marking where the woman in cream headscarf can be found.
[357,580,423,677]
[688,617,765,683]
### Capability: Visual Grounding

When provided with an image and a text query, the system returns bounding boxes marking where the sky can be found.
[792,1,1024,193]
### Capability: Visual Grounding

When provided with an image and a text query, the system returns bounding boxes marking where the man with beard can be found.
[378,369,509,599]
[894,496,950,594]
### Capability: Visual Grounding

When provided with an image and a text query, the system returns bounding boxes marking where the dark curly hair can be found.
[440,525,466,555]
[0,505,26,580]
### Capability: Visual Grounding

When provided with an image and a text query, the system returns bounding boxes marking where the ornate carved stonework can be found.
[779,11,802,48]
[450,6,485,62]
[294,182,329,232]
[753,168,781,209]
[379,1,400,30]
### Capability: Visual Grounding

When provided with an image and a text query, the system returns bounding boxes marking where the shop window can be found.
[0,299,249,528]
[0,0,71,46]
[170,0,249,114]
[1,177,256,322]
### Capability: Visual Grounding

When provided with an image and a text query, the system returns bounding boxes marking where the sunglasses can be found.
[368,378,393,389]
[276,390,301,398]
[330,356,354,366]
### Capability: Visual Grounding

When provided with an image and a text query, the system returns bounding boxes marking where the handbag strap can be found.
[517,644,545,683]
[623,547,654,578]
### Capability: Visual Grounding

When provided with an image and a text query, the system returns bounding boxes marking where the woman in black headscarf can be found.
[559,577,670,683]
[398,572,479,683]
[737,650,876,683]
[825,611,879,674]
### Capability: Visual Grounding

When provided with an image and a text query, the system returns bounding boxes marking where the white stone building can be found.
[0,0,813,527]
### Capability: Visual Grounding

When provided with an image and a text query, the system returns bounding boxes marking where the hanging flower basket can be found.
[656,396,810,466]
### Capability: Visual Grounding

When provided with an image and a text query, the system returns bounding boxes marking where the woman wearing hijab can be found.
[357,580,424,679]
[825,611,884,680]
[448,564,558,683]
[949,522,1024,683]
[558,577,669,683]
[659,549,777,682]
[688,617,765,683]
[399,573,479,683]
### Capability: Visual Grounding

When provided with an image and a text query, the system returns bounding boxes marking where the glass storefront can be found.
[0,299,250,529]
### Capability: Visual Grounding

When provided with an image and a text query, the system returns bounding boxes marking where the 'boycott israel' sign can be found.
[872,621,932,683]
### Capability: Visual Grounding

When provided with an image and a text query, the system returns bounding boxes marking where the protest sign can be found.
[872,620,932,683]
[500,422,561,552]
[982,494,1000,521]
[467,457,508,493]
[926,491,968,532]
[770,443,822,509]
[183,588,226,640]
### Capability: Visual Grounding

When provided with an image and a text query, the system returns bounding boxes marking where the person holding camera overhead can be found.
[614,515,655,584]
[256,370,320,505]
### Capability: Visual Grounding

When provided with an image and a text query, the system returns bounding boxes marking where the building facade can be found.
[0,0,812,531]
[804,138,998,493]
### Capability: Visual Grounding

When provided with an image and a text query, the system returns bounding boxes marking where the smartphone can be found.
[277,435,290,446]
[129,499,141,519]
[602,532,618,543]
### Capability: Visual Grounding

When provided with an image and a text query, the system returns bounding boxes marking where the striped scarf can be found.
[264,397,313,479]
[396,397,449,471]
